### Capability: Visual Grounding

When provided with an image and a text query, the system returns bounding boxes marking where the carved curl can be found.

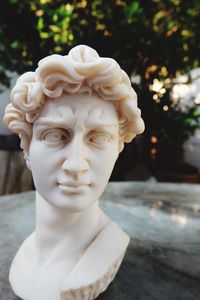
[4,45,144,156]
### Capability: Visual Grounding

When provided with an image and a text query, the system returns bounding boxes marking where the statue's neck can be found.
[35,192,102,262]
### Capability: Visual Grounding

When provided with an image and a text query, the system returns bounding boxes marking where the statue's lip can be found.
[58,181,91,187]
[57,182,91,193]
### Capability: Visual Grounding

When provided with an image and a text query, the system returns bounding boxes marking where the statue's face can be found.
[29,93,119,211]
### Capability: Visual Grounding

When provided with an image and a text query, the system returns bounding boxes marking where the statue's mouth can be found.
[57,182,91,194]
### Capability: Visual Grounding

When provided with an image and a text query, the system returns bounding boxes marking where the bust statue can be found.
[4,45,144,300]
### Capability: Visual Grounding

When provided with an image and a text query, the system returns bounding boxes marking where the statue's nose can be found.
[61,136,89,176]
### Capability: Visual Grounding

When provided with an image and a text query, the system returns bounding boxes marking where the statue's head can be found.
[4,45,144,211]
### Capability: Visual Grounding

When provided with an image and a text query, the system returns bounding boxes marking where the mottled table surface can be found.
[0,182,200,300]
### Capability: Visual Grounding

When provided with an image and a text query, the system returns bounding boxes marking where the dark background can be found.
[1,0,200,194]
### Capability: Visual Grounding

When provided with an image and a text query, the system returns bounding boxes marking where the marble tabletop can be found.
[0,181,200,300]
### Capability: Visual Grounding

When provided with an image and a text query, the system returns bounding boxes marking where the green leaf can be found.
[124,1,142,19]
[37,17,44,31]
[49,25,60,33]
[11,40,19,49]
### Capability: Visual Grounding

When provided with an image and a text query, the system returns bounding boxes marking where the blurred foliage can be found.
[1,0,200,85]
[0,0,200,171]
[150,82,200,170]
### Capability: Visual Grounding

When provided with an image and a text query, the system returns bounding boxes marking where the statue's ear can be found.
[25,157,32,171]
[19,134,32,170]
[119,141,124,153]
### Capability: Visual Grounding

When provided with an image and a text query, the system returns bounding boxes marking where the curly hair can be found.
[4,45,144,158]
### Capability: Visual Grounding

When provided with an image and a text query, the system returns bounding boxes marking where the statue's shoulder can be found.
[61,220,130,299]
[94,219,130,257]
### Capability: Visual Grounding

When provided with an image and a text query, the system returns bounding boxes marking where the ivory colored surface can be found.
[7,93,130,300]
[3,45,145,300]
[0,181,200,300]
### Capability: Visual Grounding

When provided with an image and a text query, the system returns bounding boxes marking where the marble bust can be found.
[4,45,144,300]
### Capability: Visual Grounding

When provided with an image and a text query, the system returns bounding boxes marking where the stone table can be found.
[0,182,200,300]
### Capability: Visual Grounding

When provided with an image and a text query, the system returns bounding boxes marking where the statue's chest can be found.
[22,265,63,300]
[9,236,77,300]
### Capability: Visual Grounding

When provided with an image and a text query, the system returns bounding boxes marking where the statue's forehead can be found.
[43,102,106,118]
[34,94,119,128]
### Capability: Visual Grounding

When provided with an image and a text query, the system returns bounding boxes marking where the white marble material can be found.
[3,45,144,300]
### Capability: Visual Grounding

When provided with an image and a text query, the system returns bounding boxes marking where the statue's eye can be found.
[42,129,70,144]
[88,132,111,147]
